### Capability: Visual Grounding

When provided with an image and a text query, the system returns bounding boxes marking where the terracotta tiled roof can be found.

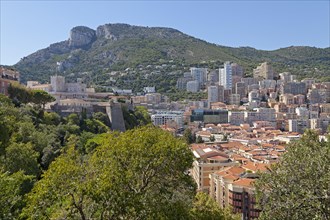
[262,143,274,148]
[231,154,249,162]
[233,178,255,187]
[227,166,246,175]
[191,144,207,150]
[208,155,228,161]
[242,162,269,172]
[221,141,244,149]
[215,166,245,177]
[238,146,251,152]
[223,174,239,181]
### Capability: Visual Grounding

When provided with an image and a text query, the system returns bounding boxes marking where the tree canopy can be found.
[22,126,196,219]
[255,130,330,220]
[190,192,240,220]
[122,105,151,130]
[7,83,55,108]
[0,97,112,218]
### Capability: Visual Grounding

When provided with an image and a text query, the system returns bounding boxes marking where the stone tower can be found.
[51,75,65,92]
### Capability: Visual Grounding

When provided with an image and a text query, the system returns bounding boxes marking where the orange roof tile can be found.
[233,178,255,187]
[227,166,245,175]
[231,154,249,162]
[242,161,269,172]
[191,144,207,150]
[223,174,239,180]
[208,155,228,161]
[221,141,244,149]
[262,143,273,148]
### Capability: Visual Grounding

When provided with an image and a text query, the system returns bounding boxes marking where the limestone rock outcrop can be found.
[96,24,118,40]
[69,26,96,48]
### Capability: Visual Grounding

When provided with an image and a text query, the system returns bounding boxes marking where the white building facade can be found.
[151,111,184,128]
[219,61,232,89]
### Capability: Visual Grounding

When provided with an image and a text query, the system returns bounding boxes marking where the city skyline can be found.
[1,0,329,65]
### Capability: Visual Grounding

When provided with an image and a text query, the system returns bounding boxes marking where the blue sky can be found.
[1,1,329,65]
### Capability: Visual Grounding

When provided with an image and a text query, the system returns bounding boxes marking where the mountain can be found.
[13,23,330,91]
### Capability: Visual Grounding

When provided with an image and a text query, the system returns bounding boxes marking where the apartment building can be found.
[208,85,220,103]
[231,63,244,78]
[228,111,245,126]
[307,89,322,104]
[288,119,309,134]
[279,72,296,83]
[176,77,193,90]
[229,94,241,105]
[209,166,262,220]
[187,80,200,93]
[219,62,233,89]
[0,66,20,96]
[191,67,207,85]
[191,144,238,192]
[280,94,294,105]
[281,82,306,95]
[294,94,305,105]
[190,109,229,124]
[244,108,275,126]
[301,78,315,89]
[151,111,183,128]
[228,178,260,219]
[235,81,246,100]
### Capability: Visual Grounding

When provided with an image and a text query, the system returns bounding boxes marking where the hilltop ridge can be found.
[12,23,330,88]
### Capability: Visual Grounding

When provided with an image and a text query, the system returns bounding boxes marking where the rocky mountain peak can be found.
[96,24,119,40]
[69,26,96,48]
[95,23,184,41]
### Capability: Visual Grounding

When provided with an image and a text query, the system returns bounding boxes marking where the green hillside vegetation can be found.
[11,23,329,93]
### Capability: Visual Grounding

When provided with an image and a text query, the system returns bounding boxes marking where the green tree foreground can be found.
[8,82,55,108]
[21,126,238,219]
[255,130,330,220]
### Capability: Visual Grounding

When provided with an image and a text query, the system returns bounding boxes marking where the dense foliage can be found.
[122,105,151,130]
[183,128,196,144]
[191,192,240,220]
[21,126,194,219]
[0,94,239,219]
[255,130,330,220]
[20,126,239,220]
[8,82,55,108]
[0,94,108,218]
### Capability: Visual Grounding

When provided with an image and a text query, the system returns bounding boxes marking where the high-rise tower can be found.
[219,61,232,89]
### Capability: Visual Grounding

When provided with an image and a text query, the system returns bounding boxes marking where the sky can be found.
[1,1,329,65]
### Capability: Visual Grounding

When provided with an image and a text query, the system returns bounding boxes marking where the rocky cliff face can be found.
[96,23,185,41]
[96,25,118,40]
[69,26,96,48]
